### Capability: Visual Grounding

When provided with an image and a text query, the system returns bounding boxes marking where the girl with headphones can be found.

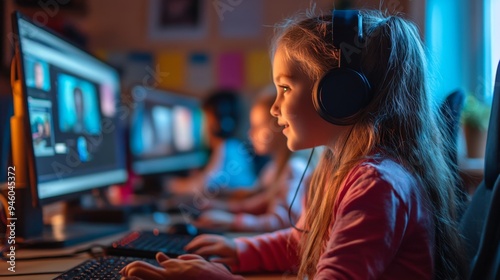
[121,9,466,280]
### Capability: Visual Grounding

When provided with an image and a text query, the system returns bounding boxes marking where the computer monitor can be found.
[129,85,208,176]
[12,12,127,205]
[10,11,128,246]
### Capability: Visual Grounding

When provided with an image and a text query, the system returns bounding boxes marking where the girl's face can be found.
[271,46,348,151]
[248,104,283,155]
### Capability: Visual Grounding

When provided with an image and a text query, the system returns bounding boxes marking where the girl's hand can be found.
[120,253,171,280]
[184,234,239,267]
[192,210,235,231]
[121,253,241,280]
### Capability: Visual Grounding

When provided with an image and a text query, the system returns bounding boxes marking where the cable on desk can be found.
[0,244,107,261]
[0,270,66,277]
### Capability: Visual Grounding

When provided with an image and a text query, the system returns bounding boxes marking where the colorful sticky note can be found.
[155,52,186,90]
[218,52,244,89]
[245,50,272,88]
[188,52,213,92]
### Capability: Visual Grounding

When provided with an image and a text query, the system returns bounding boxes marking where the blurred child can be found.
[168,90,257,195]
[193,87,310,232]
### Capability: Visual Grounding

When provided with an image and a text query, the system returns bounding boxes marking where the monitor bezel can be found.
[11,11,128,206]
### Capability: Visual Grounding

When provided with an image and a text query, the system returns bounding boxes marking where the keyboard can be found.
[105,230,194,258]
[53,255,158,280]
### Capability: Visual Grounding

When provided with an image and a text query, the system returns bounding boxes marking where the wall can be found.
[1,0,419,99]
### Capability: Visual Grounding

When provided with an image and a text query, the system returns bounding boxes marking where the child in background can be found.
[121,9,466,280]
[193,87,310,232]
[168,90,257,195]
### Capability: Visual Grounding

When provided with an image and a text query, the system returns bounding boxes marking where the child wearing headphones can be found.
[168,90,257,195]
[121,9,466,280]
[192,88,310,232]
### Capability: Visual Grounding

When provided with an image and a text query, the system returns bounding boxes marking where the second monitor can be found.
[129,85,209,177]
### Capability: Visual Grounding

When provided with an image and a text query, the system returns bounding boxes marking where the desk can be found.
[0,214,296,279]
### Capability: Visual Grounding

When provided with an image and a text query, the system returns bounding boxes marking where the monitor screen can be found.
[130,85,208,175]
[12,12,127,204]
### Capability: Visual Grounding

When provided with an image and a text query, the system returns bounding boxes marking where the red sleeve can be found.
[231,228,300,273]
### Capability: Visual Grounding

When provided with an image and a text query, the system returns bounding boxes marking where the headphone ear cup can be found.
[313,68,371,125]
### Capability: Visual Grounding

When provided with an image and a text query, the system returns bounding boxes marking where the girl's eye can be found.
[280,86,290,93]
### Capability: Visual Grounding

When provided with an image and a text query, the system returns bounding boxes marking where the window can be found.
[487,0,499,102]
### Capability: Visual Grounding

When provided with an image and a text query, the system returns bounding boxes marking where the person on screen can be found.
[32,116,48,146]
[168,89,257,194]
[73,86,85,133]
[34,61,45,90]
[121,9,466,280]
[192,87,311,232]
[43,115,51,138]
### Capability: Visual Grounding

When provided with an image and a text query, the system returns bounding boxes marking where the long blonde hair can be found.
[272,9,467,279]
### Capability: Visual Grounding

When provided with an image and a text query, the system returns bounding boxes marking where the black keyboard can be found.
[53,255,158,280]
[105,230,194,258]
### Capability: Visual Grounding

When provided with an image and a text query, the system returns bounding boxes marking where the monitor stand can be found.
[18,188,161,249]
[18,193,135,249]
[19,222,129,249]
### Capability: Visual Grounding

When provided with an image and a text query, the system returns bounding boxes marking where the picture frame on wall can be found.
[148,0,207,40]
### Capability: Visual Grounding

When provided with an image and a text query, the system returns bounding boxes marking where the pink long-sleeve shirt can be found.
[231,158,434,279]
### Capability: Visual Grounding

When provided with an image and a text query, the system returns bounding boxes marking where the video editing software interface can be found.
[15,13,127,203]
[130,85,208,176]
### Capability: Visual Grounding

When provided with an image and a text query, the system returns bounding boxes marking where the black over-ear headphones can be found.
[312,10,371,126]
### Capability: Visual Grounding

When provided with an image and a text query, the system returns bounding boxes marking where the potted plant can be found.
[461,93,491,158]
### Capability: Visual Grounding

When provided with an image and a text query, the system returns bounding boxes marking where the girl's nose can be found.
[270,99,280,117]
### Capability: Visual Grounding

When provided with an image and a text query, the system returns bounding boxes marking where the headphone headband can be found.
[332,10,363,71]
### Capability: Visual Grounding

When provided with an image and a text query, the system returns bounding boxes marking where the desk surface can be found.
[0,213,296,279]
